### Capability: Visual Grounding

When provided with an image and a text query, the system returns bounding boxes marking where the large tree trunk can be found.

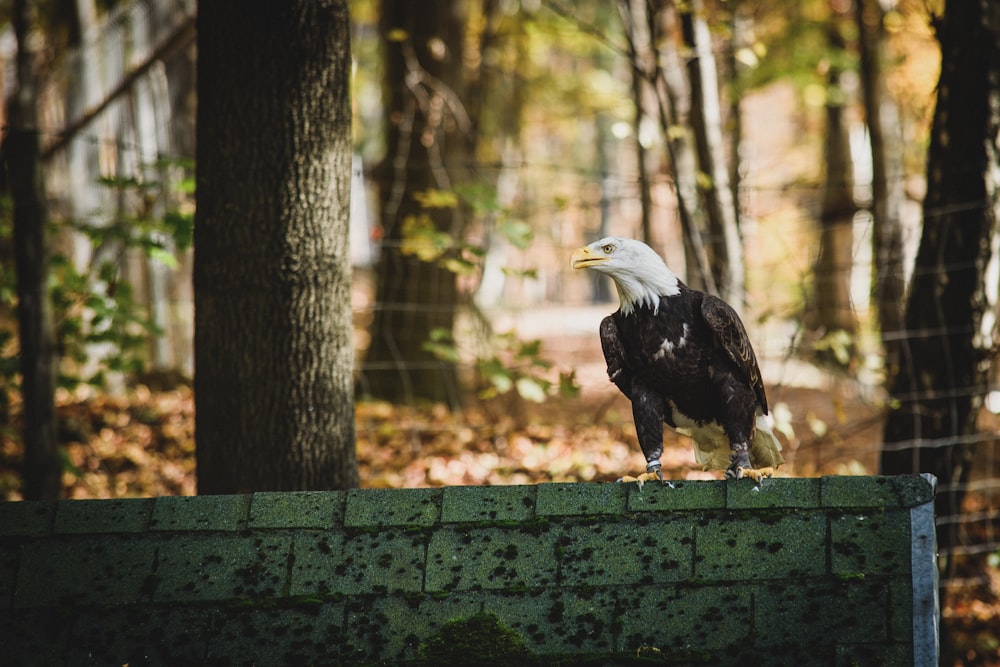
[194,0,358,493]
[360,0,472,406]
[881,0,1000,570]
[4,0,61,500]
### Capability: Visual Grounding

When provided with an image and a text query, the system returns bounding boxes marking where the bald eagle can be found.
[571,237,783,485]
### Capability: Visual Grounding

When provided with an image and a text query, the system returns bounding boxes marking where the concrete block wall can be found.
[0,475,937,665]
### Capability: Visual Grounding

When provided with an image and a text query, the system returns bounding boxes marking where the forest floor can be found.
[1,326,998,664]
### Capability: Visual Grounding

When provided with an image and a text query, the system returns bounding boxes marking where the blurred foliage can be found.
[402,183,578,403]
[0,165,194,399]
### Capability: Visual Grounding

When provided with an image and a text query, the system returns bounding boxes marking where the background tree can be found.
[856,0,907,371]
[679,0,744,306]
[3,0,61,500]
[810,8,858,360]
[194,0,358,493]
[360,0,474,406]
[880,0,1000,577]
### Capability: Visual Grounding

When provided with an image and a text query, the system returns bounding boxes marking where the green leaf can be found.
[386,28,408,42]
[516,338,542,359]
[148,247,178,269]
[478,358,514,395]
[428,327,453,342]
[422,339,460,364]
[559,370,581,398]
[401,215,452,262]
[515,377,547,403]
[164,210,194,249]
[413,189,460,209]
[498,219,534,250]
[442,257,478,276]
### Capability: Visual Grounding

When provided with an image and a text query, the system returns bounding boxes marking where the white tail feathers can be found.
[749,414,785,469]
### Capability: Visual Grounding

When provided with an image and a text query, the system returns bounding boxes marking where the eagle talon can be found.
[617,470,663,491]
[726,465,775,483]
[742,466,775,484]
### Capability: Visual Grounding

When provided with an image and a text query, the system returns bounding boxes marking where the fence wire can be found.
[10,0,998,595]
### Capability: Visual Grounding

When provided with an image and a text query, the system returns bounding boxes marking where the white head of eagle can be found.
[570,237,680,316]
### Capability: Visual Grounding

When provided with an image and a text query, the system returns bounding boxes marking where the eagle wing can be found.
[599,315,632,400]
[700,295,768,414]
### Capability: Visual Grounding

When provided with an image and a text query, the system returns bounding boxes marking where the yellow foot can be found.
[617,471,663,491]
[736,466,775,483]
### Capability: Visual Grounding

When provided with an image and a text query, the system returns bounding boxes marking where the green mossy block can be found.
[483,588,617,655]
[14,536,156,607]
[754,578,888,647]
[425,525,558,593]
[344,488,442,527]
[555,516,693,587]
[249,490,345,529]
[0,607,76,665]
[0,546,16,609]
[830,509,911,577]
[417,611,534,666]
[707,644,835,667]
[627,479,726,511]
[0,501,53,537]
[441,485,537,523]
[821,475,934,509]
[726,477,821,509]
[616,583,753,651]
[54,498,152,534]
[205,603,345,664]
[150,494,250,532]
[535,483,626,517]
[344,593,483,664]
[151,534,289,602]
[694,511,826,580]
[835,641,912,666]
[66,605,220,665]
[290,529,426,597]
[888,576,914,643]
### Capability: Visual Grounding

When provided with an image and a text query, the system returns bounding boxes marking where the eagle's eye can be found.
[602,243,615,254]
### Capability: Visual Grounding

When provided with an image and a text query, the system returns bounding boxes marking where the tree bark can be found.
[361,0,472,406]
[195,0,358,493]
[652,4,713,293]
[856,0,907,371]
[679,0,744,306]
[618,0,655,248]
[4,0,61,500]
[812,20,858,351]
[881,0,1000,566]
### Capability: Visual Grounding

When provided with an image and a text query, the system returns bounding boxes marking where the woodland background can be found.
[1,0,999,663]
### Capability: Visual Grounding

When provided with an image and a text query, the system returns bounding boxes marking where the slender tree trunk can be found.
[679,0,744,306]
[881,0,1000,576]
[812,21,858,350]
[618,0,655,247]
[856,0,906,371]
[4,0,61,500]
[651,2,716,294]
[726,7,747,233]
[361,0,471,406]
[195,0,357,492]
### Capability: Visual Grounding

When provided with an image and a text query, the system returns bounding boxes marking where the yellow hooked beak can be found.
[571,245,609,270]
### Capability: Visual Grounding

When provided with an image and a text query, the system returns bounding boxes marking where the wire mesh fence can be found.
[7,0,998,608]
